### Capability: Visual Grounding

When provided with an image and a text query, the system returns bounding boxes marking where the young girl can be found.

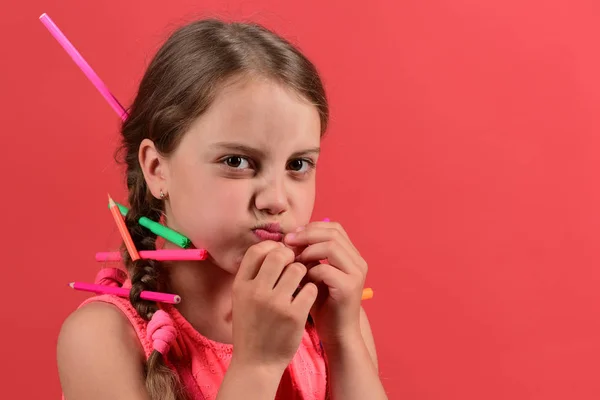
[57,18,388,400]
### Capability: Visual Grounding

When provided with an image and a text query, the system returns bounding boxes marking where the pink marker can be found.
[39,13,128,120]
[69,282,181,304]
[96,249,208,262]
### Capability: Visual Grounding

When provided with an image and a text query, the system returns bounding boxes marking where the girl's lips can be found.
[253,229,284,242]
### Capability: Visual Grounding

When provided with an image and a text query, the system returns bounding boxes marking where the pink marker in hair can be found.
[96,249,208,262]
[39,13,128,120]
[69,281,181,304]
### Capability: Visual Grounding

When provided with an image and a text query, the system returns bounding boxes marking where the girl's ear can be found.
[139,138,170,199]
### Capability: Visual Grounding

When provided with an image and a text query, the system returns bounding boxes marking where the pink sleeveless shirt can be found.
[67,294,328,399]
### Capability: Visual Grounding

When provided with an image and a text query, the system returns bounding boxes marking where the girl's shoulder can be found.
[59,298,142,351]
[57,298,148,399]
[61,268,156,357]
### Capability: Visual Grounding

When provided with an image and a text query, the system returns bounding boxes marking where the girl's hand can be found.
[284,221,368,347]
[231,240,318,373]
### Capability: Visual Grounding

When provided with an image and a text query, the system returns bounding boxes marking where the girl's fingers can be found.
[292,282,319,313]
[236,241,283,281]
[306,263,349,290]
[285,226,356,258]
[274,262,308,299]
[254,246,296,289]
[295,241,357,275]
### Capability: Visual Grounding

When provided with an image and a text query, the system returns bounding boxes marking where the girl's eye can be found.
[224,156,250,169]
[287,159,314,173]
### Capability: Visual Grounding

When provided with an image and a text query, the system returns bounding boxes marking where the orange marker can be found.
[362,288,374,301]
[108,194,140,261]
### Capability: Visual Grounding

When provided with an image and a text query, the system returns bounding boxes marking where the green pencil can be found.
[108,202,192,248]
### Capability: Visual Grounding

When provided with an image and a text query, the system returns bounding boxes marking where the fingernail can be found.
[295,226,305,232]
[286,233,296,241]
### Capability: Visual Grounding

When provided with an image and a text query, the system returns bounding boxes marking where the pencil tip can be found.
[68,282,74,288]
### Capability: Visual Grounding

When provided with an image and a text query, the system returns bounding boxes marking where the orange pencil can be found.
[108,194,140,261]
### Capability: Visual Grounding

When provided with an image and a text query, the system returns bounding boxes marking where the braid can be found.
[124,169,163,319]
[123,168,187,400]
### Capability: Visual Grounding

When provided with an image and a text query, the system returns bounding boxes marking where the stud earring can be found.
[160,190,167,199]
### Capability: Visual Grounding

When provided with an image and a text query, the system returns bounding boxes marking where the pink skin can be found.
[138,76,321,342]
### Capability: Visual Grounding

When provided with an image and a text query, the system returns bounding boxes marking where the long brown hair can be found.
[116,18,329,400]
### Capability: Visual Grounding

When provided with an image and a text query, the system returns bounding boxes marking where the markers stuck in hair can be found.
[69,281,181,304]
[39,13,128,120]
[110,201,192,249]
[96,249,207,262]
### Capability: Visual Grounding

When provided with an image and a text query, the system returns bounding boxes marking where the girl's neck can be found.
[165,258,235,344]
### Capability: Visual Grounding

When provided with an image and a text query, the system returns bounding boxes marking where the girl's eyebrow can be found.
[211,142,320,158]
[291,147,321,158]
[210,142,265,159]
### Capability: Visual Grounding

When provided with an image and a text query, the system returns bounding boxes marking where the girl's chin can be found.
[196,241,255,274]
[208,252,246,275]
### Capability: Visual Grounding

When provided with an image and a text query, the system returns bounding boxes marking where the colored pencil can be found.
[39,13,128,120]
[69,282,181,304]
[108,194,140,261]
[96,249,208,262]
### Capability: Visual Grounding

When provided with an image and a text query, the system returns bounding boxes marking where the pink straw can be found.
[96,249,208,262]
[69,282,181,304]
[39,13,128,120]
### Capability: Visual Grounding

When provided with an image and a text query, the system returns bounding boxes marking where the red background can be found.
[3,0,600,398]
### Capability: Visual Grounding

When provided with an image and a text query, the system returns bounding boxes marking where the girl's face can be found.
[142,77,322,273]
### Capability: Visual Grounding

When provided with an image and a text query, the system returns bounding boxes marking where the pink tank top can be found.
[72,294,329,399]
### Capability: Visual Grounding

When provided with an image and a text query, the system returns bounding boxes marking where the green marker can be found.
[109,202,192,248]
